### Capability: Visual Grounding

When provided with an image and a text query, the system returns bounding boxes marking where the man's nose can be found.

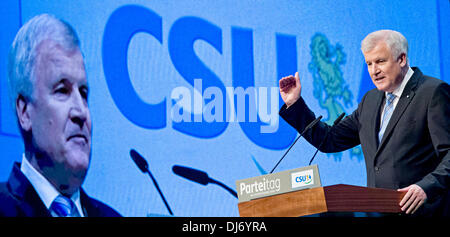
[69,90,89,128]
[370,64,380,76]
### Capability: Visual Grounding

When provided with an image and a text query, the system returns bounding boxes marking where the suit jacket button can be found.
[374,166,380,171]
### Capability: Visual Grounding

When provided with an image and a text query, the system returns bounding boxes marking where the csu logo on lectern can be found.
[291,170,314,189]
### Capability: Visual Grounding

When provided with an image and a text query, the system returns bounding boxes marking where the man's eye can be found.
[80,88,88,100]
[55,87,69,94]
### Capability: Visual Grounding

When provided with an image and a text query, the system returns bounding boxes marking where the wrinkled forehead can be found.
[34,39,87,86]
[363,42,393,60]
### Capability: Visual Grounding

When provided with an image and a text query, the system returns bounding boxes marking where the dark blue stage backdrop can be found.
[1,0,449,216]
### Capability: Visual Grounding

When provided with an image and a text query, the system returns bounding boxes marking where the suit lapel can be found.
[378,91,415,147]
[371,90,385,150]
[8,162,51,217]
[375,68,421,155]
[80,188,95,217]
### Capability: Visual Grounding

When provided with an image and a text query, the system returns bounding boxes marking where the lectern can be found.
[238,184,406,217]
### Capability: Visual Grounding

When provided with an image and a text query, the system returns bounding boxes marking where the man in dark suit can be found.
[0,163,120,217]
[0,14,121,217]
[279,30,449,216]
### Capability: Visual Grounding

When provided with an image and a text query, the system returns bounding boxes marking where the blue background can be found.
[1,0,449,216]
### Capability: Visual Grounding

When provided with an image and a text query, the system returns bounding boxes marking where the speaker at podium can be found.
[235,113,405,217]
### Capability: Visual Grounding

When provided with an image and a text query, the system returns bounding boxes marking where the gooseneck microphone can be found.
[172,165,238,198]
[269,115,323,173]
[130,149,174,216]
[308,112,345,165]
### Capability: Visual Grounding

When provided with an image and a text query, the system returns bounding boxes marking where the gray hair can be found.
[7,14,81,112]
[361,29,409,64]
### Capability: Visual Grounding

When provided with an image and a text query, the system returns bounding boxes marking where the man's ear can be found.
[16,95,32,132]
[398,53,407,67]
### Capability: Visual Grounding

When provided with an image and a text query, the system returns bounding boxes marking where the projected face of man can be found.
[18,40,91,195]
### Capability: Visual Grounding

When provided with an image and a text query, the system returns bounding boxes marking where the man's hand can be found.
[398,184,427,214]
[279,72,301,108]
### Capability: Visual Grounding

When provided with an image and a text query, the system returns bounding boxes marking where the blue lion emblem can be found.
[308,33,362,161]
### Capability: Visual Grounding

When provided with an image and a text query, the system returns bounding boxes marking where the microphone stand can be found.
[270,115,323,173]
[144,168,174,216]
[130,149,173,216]
[208,178,238,198]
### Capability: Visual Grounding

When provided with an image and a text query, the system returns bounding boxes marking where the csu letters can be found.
[102,5,297,150]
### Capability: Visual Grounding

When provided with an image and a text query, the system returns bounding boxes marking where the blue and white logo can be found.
[291,169,314,189]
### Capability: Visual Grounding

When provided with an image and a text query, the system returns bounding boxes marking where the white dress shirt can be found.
[20,154,85,217]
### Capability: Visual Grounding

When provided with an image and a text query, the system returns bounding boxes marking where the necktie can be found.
[378,93,396,143]
[50,195,78,217]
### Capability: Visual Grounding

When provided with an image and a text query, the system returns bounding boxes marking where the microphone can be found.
[269,115,323,173]
[130,149,174,216]
[172,165,238,198]
[308,112,345,165]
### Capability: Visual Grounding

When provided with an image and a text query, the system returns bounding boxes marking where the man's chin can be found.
[374,83,389,92]
[65,151,90,175]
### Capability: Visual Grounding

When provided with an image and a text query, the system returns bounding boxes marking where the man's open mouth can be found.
[374,76,385,82]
